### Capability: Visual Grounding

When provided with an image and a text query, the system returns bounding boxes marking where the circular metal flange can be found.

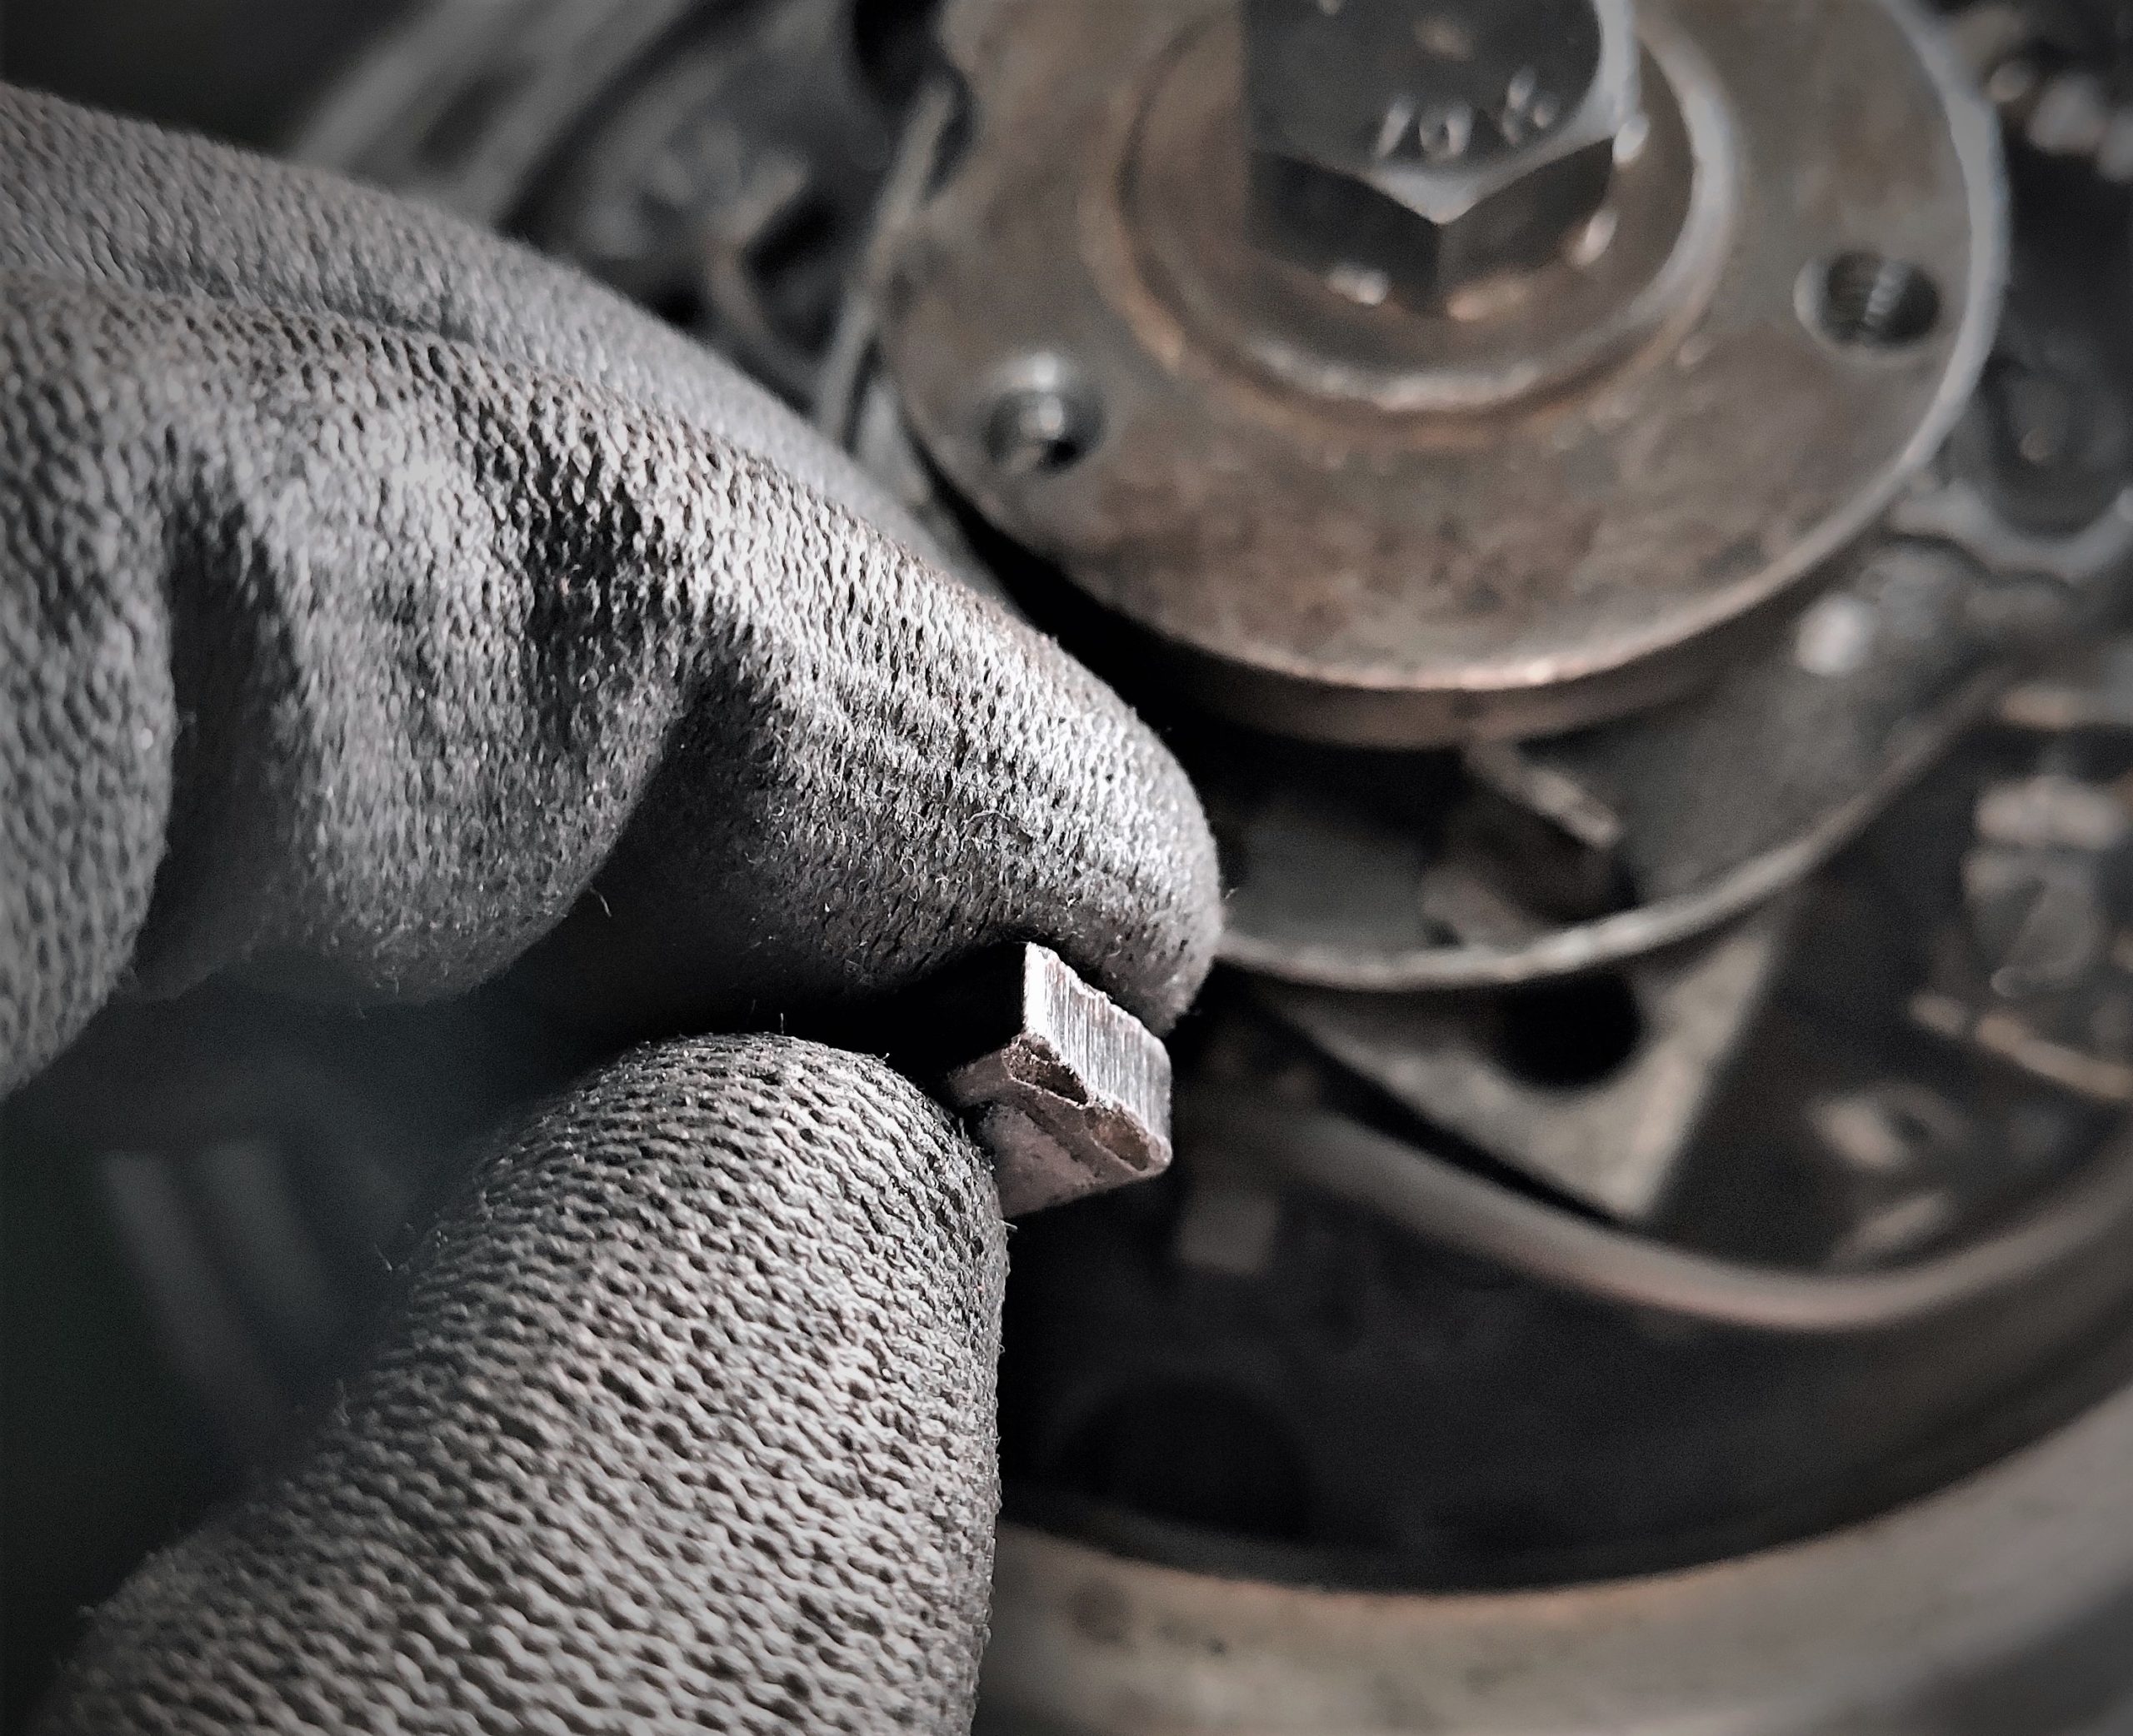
[981,1370,2133,1731]
[872,0,2004,746]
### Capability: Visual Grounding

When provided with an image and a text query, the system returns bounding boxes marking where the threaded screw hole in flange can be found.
[1804,251,1942,351]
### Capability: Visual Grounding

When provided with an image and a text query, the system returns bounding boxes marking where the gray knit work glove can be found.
[0,84,1220,1733]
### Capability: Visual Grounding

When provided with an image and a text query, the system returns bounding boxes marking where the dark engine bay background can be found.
[8,2,2133,1729]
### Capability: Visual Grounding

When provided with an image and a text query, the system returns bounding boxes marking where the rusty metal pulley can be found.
[869,0,2005,746]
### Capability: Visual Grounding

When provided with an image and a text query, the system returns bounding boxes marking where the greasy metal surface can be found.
[1911,638,2133,1109]
[1241,0,1640,302]
[1257,901,1793,1220]
[874,0,2004,745]
[978,1371,2133,1732]
[937,944,1174,1216]
[993,713,2133,1594]
[1215,341,2133,988]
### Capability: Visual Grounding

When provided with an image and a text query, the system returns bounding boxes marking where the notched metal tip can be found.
[936,945,1174,1216]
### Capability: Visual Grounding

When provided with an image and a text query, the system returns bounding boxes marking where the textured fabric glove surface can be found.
[39,1038,1010,1734]
[0,84,1220,1733]
[0,82,1218,1090]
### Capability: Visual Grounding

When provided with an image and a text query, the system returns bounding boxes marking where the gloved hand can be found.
[0,82,1220,1734]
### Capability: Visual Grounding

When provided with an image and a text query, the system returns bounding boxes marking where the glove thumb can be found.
[37,1036,1007,1734]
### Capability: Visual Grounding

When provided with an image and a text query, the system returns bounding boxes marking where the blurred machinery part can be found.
[16,1,2131,1731]
[1956,0,2133,179]
[978,1378,2133,1734]
[294,0,921,401]
[1251,900,1798,1219]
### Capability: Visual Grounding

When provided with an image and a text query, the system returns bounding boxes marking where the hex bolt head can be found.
[1242,0,1641,305]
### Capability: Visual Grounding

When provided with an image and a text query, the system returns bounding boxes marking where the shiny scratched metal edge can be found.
[942,945,1175,1216]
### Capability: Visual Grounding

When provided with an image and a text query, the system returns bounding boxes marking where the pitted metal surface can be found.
[982,1372,2133,1734]
[872,0,2004,746]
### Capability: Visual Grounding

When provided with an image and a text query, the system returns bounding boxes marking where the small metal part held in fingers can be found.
[922,944,1174,1215]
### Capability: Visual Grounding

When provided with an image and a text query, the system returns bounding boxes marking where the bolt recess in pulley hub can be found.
[872,0,2004,745]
